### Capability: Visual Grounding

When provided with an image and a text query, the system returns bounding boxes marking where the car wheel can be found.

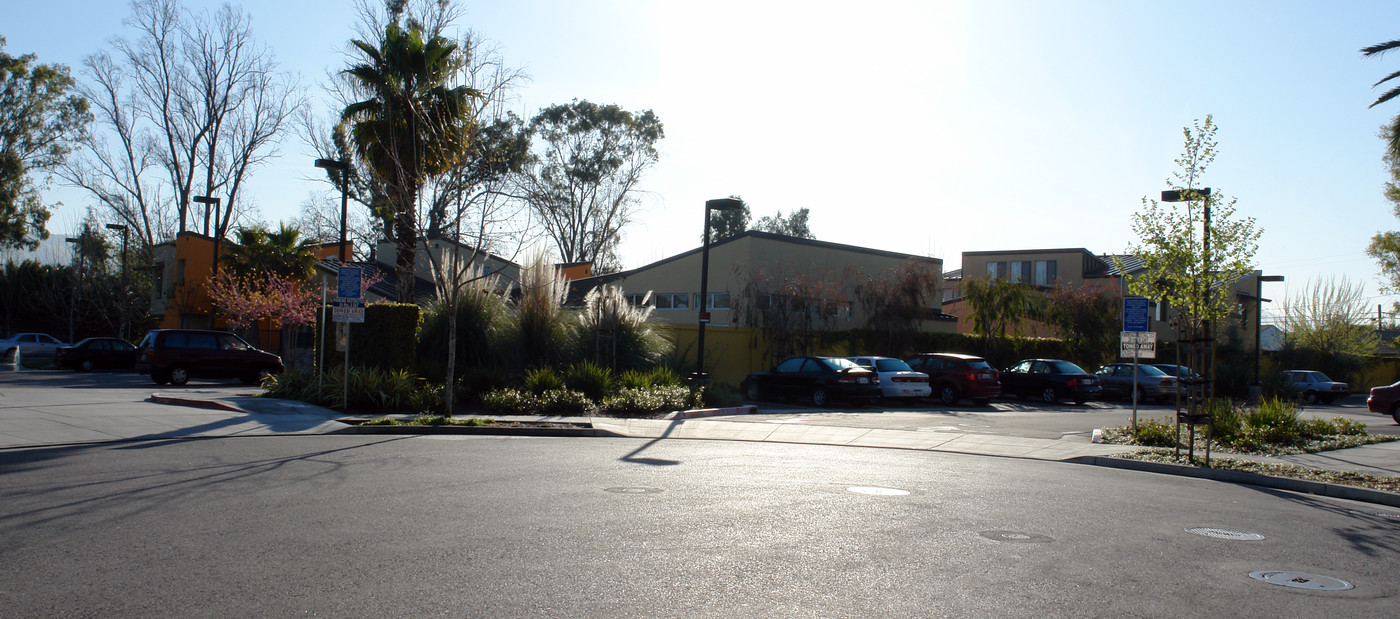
[1301,390,1318,405]
[241,369,270,386]
[812,387,830,407]
[938,385,959,406]
[2,347,14,361]
[1320,396,1335,405]
[745,381,762,401]
[152,372,170,386]
[168,366,190,386]
[1392,403,1400,425]
[79,359,94,372]
[1040,387,1058,404]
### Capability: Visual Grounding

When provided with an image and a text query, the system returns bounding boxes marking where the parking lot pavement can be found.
[0,368,344,449]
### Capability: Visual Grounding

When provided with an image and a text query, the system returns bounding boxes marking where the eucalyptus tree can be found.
[0,37,90,250]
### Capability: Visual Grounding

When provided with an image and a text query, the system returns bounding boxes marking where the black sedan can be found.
[55,337,139,372]
[742,356,882,407]
[1001,358,1102,405]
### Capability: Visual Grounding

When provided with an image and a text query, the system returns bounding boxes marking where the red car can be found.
[1366,381,1400,424]
[905,352,1002,406]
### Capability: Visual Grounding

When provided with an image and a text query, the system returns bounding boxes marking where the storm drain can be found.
[847,486,909,496]
[1249,571,1353,591]
[1186,527,1265,541]
[604,487,662,495]
[979,530,1054,543]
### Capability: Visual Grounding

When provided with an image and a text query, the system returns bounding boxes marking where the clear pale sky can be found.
[10,0,1400,325]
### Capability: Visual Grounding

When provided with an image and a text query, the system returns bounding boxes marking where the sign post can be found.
[1122,296,1153,430]
[333,265,364,410]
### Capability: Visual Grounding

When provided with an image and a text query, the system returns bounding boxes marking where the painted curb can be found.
[148,394,247,414]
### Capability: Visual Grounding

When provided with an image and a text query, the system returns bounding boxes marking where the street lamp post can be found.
[106,223,130,340]
[696,198,745,384]
[192,195,222,276]
[1253,274,1285,394]
[315,158,351,262]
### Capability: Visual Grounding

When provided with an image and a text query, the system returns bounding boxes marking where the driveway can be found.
[0,368,344,448]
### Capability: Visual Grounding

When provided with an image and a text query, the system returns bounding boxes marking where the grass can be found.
[357,416,496,427]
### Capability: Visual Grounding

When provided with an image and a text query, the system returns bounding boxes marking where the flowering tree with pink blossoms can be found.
[207,271,320,331]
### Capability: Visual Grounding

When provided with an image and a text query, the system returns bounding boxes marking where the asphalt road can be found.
[2,436,1397,617]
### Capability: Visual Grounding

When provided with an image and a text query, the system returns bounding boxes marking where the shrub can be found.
[565,360,614,401]
[1206,398,1244,442]
[1330,416,1369,436]
[523,367,564,395]
[1128,418,1179,448]
[575,285,672,371]
[480,388,595,415]
[618,369,650,390]
[702,383,744,408]
[1243,397,1302,445]
[600,385,693,417]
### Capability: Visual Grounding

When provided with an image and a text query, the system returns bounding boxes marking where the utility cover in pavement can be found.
[1249,571,1353,591]
[979,530,1053,543]
[1186,527,1265,541]
[847,486,909,496]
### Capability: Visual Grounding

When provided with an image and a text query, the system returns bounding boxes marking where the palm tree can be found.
[1362,39,1400,159]
[229,223,317,281]
[340,18,477,303]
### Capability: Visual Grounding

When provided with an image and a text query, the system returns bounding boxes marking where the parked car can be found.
[135,329,283,386]
[55,337,138,372]
[1151,364,1201,381]
[848,356,931,400]
[1367,381,1400,423]
[1000,358,1102,405]
[0,332,68,359]
[1280,370,1350,404]
[905,352,1002,406]
[1093,363,1177,404]
[742,356,882,407]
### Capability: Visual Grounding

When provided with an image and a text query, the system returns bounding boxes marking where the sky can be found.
[9,0,1400,326]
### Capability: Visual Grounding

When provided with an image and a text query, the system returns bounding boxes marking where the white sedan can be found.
[848,356,932,400]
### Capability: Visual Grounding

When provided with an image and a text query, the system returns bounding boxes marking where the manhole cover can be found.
[1187,527,1265,541]
[846,486,909,496]
[604,487,661,495]
[1349,509,1400,520]
[979,530,1053,543]
[1249,571,1353,591]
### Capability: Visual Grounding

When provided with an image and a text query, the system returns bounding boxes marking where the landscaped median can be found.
[1097,396,1400,505]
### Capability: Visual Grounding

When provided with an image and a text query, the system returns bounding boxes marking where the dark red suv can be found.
[135,329,283,386]
[905,352,1002,406]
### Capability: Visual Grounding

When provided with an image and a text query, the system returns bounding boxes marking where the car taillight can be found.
[1066,378,1078,387]
[964,369,977,381]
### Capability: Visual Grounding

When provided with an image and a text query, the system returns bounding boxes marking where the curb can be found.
[333,421,625,438]
[664,405,758,420]
[148,394,247,414]
[1076,455,1400,509]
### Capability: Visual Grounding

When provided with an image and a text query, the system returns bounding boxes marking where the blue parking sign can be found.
[1123,297,1150,332]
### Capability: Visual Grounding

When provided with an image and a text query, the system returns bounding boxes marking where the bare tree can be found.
[61,0,302,254]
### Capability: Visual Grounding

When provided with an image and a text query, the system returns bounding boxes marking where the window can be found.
[986,261,1007,279]
[153,262,165,297]
[176,259,186,285]
[1009,261,1032,283]
[776,357,805,373]
[693,292,730,310]
[1034,260,1057,286]
[624,293,651,307]
[654,293,689,310]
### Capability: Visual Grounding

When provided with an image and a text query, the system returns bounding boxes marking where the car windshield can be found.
[1308,372,1332,382]
[822,358,862,371]
[1050,361,1086,374]
[1139,365,1167,376]
[875,358,913,372]
[965,359,992,370]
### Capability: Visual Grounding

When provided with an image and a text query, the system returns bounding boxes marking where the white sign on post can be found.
[1120,331,1157,359]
